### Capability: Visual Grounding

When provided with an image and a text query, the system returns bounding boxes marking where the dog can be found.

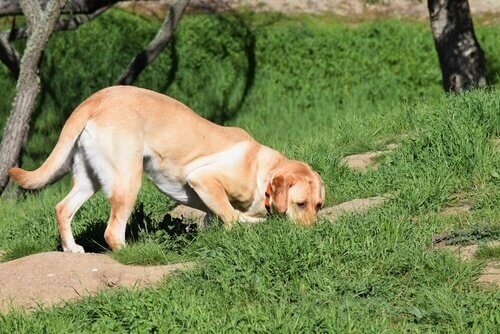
[9,86,326,253]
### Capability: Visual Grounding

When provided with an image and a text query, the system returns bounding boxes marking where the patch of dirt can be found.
[319,195,389,221]
[118,1,500,19]
[434,243,479,261]
[340,151,389,172]
[439,205,471,217]
[476,261,500,286]
[0,252,194,313]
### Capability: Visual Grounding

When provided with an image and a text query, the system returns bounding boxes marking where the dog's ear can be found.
[271,173,294,213]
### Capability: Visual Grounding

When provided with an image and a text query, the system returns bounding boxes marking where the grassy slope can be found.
[0,10,499,332]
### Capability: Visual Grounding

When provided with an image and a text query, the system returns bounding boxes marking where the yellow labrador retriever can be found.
[9,86,325,253]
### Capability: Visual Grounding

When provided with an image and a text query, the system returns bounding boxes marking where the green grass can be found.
[0,10,499,332]
[476,245,500,260]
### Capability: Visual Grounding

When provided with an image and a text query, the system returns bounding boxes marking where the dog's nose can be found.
[299,215,316,227]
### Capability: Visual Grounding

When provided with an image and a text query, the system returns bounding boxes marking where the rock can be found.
[319,195,389,221]
[169,205,206,222]
[386,143,401,150]
[340,151,390,172]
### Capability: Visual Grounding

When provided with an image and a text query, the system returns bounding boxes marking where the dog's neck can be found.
[264,182,272,214]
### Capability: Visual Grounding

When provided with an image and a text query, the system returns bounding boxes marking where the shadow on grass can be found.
[75,203,199,253]
[485,56,500,87]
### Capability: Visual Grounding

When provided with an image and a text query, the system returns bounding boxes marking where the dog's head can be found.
[267,160,325,226]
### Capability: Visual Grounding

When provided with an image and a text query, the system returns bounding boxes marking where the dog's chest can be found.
[143,154,190,203]
[151,172,189,202]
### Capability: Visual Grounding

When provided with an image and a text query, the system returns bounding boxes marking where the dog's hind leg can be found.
[102,161,142,251]
[55,151,100,253]
[79,122,143,250]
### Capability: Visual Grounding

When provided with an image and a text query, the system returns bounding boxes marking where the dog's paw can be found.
[238,214,266,224]
[62,244,85,253]
[223,221,234,230]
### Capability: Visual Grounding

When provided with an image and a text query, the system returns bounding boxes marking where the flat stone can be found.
[386,143,401,150]
[319,195,389,221]
[169,205,206,220]
[340,151,390,172]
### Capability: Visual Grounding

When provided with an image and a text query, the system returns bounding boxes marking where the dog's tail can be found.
[9,100,94,189]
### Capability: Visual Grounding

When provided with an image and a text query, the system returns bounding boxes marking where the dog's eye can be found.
[297,202,307,209]
[316,203,323,212]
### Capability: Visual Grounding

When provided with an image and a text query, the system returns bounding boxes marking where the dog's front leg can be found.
[238,214,267,224]
[187,172,239,228]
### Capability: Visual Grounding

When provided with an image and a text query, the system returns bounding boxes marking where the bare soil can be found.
[118,0,500,20]
[476,261,500,285]
[0,252,193,313]
[439,205,472,217]
[434,243,479,261]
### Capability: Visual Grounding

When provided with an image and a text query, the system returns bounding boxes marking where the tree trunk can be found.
[428,0,487,92]
[0,0,67,194]
[116,0,190,85]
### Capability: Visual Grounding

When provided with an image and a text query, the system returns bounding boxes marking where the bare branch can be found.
[0,0,124,16]
[116,0,190,85]
[7,5,111,40]
[0,31,19,77]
